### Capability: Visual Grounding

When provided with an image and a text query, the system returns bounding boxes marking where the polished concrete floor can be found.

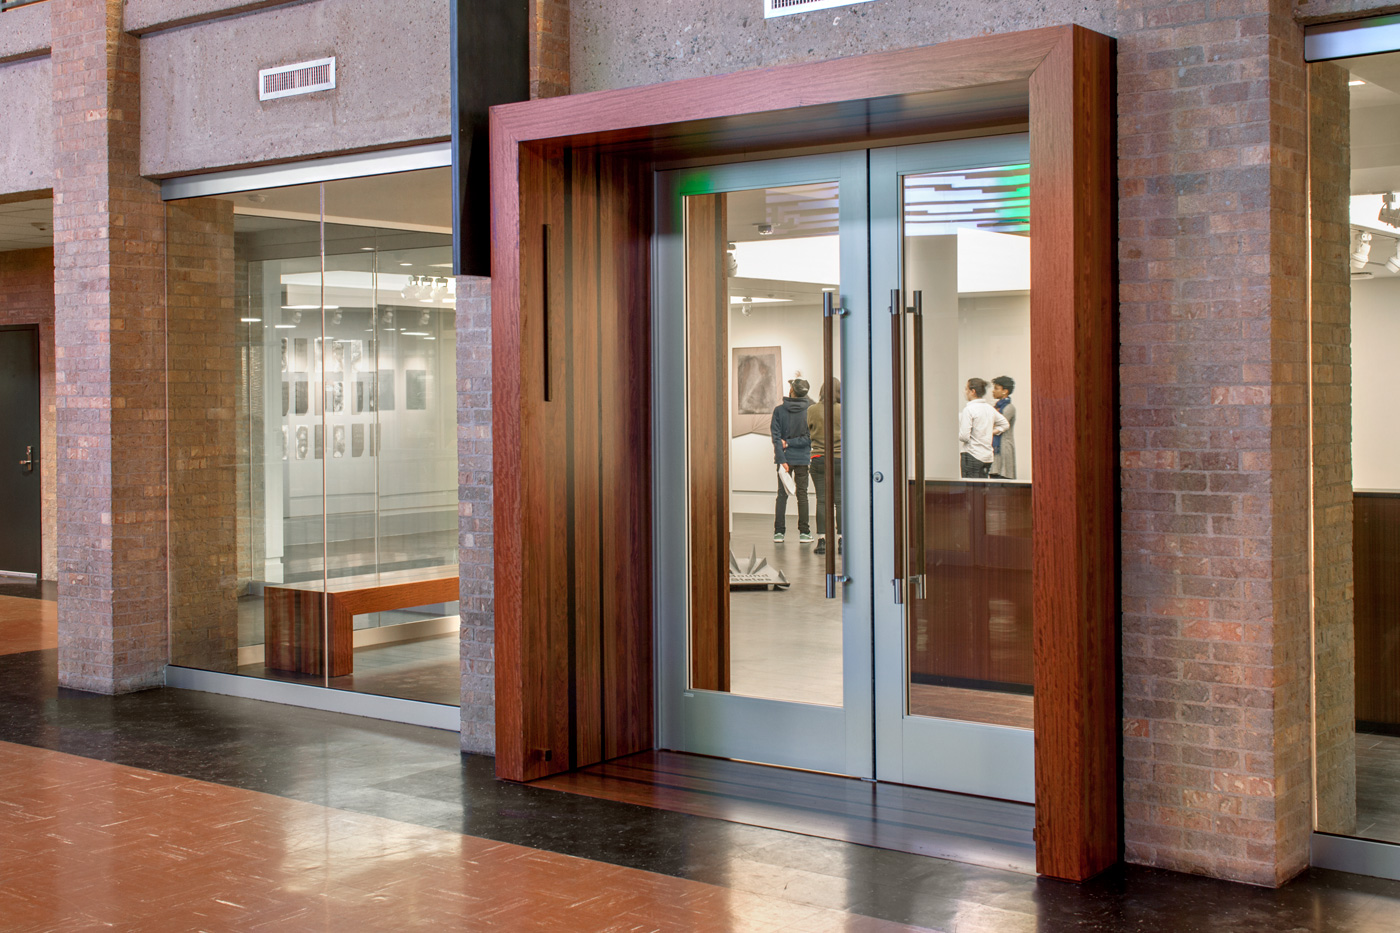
[9,590,1400,930]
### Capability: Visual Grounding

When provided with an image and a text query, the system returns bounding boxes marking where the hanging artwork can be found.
[294,375,309,415]
[293,338,308,373]
[314,424,323,459]
[377,368,395,411]
[280,425,288,461]
[352,423,365,457]
[731,345,783,437]
[332,425,346,458]
[295,426,309,460]
[330,380,345,413]
[281,381,289,417]
[406,370,428,410]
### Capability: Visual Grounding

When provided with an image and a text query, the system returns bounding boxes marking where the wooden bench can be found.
[263,564,458,677]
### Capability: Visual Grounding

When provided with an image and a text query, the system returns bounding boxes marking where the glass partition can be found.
[684,181,845,706]
[901,163,1034,730]
[167,166,459,706]
[1312,50,1400,842]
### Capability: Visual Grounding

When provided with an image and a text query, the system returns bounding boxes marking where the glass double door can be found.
[655,137,1036,802]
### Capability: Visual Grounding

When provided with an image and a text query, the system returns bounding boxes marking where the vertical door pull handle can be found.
[541,223,552,403]
[889,288,905,604]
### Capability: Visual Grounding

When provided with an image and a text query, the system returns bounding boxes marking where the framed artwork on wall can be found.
[731,345,782,437]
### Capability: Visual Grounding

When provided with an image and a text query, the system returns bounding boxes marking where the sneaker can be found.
[814,537,826,554]
[773,532,785,543]
[799,533,814,543]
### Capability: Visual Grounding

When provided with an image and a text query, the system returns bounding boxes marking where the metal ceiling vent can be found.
[259,57,336,101]
[764,0,873,19]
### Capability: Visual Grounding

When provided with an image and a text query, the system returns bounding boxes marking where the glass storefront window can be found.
[166,167,460,706]
[1312,51,1400,842]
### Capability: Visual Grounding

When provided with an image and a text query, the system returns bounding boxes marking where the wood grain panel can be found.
[685,194,731,693]
[570,146,605,768]
[1355,494,1400,727]
[1027,27,1117,882]
[599,153,655,760]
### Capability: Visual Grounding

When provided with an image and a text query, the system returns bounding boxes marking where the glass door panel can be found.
[872,136,1036,802]
[656,151,872,777]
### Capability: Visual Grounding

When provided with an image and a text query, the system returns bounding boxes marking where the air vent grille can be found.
[764,0,873,19]
[259,57,336,101]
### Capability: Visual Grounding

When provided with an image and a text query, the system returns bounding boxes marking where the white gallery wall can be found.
[1352,277,1400,491]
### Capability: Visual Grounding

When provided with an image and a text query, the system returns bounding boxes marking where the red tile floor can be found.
[0,741,932,932]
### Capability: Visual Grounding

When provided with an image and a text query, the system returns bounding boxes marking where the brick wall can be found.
[531,0,569,98]
[166,197,239,673]
[52,0,169,693]
[457,274,494,753]
[0,247,56,581]
[1116,0,1315,886]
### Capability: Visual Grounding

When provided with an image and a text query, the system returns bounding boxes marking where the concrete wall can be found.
[0,0,51,63]
[569,0,1116,94]
[124,0,303,34]
[139,0,450,177]
[0,57,54,196]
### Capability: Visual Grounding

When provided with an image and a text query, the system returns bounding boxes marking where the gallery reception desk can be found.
[909,481,1034,693]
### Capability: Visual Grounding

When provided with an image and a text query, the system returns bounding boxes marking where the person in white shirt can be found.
[957,377,1009,479]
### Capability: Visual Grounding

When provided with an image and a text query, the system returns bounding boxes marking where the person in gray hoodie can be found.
[771,377,813,543]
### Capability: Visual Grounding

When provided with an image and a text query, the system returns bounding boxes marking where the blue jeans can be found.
[774,465,810,535]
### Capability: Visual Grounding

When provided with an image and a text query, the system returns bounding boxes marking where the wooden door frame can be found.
[489,24,1116,882]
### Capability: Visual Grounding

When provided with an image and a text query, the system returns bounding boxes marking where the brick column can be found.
[1116,0,1314,886]
[458,275,494,753]
[52,0,168,693]
[1309,59,1357,836]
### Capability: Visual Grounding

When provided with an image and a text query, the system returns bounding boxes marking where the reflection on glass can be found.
[166,167,461,706]
[685,182,844,706]
[1312,51,1400,843]
[900,164,1035,730]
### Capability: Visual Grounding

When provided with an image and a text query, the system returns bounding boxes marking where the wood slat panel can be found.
[1027,27,1117,882]
[1356,494,1400,726]
[570,146,605,769]
[599,153,655,760]
[685,194,731,693]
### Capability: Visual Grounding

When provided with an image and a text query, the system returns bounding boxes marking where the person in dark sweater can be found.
[771,377,813,543]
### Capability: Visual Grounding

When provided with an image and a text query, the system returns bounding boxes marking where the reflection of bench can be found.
[264,565,457,677]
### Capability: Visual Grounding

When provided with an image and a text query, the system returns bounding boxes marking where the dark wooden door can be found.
[0,325,41,576]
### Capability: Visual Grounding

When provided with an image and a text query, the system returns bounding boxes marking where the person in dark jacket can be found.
[771,377,813,543]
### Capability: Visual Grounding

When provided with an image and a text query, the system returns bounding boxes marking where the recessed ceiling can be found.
[0,198,53,253]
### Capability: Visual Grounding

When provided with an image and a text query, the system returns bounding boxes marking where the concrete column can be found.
[1116,0,1314,886]
[457,274,495,754]
[52,0,168,693]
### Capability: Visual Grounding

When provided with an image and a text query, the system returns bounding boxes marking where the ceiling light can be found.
[403,331,429,337]
[1352,231,1372,270]
[1386,242,1400,274]
[240,317,262,323]
[728,295,789,304]
[274,323,296,329]
[1350,79,1366,86]
[359,247,374,251]
[399,262,413,267]
[1380,193,1400,229]
[282,304,339,311]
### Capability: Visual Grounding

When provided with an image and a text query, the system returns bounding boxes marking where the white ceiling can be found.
[0,198,53,253]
